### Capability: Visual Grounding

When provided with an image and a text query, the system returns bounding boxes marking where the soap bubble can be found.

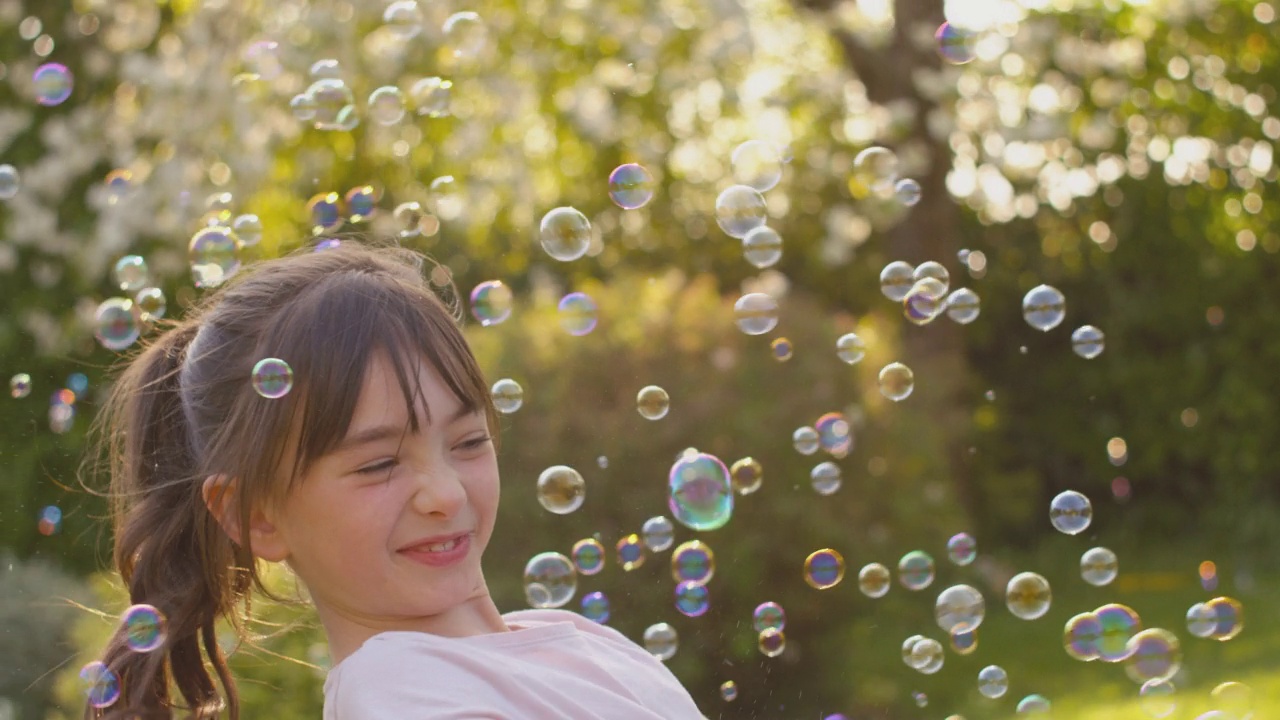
[671,540,715,586]
[122,604,166,653]
[742,226,783,269]
[10,373,32,399]
[1081,547,1119,586]
[470,280,514,326]
[1124,628,1182,683]
[393,201,425,237]
[936,23,977,64]
[429,176,463,220]
[910,637,945,674]
[0,165,19,200]
[608,163,656,210]
[410,77,453,117]
[242,40,283,80]
[1064,612,1103,661]
[113,255,149,292]
[1005,572,1052,620]
[1209,681,1253,718]
[851,147,899,198]
[580,591,610,624]
[637,385,671,420]
[1016,694,1051,715]
[309,59,342,79]
[251,358,294,399]
[792,426,820,455]
[1096,603,1143,661]
[368,86,407,125]
[815,412,852,456]
[858,562,891,598]
[1023,284,1066,332]
[810,462,842,495]
[95,298,142,351]
[753,602,786,633]
[947,533,977,565]
[733,293,779,335]
[290,92,318,121]
[731,140,783,191]
[895,178,922,206]
[715,185,768,238]
[1072,325,1106,359]
[770,337,793,361]
[540,207,592,261]
[558,292,598,336]
[232,214,264,245]
[912,261,950,291]
[730,457,763,495]
[1186,602,1217,638]
[978,665,1008,698]
[345,186,376,222]
[757,628,786,657]
[308,192,343,232]
[1050,490,1093,534]
[442,11,488,61]
[643,623,678,660]
[946,288,981,324]
[382,0,424,39]
[951,625,979,655]
[641,515,674,552]
[935,584,986,632]
[306,78,358,131]
[898,550,935,591]
[104,168,133,201]
[523,552,577,609]
[616,534,646,571]
[668,451,733,531]
[491,378,523,414]
[879,261,915,301]
[904,278,948,325]
[189,226,242,288]
[879,362,914,402]
[1205,596,1244,641]
[536,465,585,514]
[674,581,710,617]
[836,333,866,364]
[33,63,74,106]
[1140,679,1177,718]
[720,680,739,702]
[804,548,846,589]
[901,635,925,666]
[79,661,120,709]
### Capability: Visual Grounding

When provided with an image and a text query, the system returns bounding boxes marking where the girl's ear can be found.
[201,475,289,562]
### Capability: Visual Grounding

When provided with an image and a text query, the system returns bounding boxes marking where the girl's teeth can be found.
[425,538,460,552]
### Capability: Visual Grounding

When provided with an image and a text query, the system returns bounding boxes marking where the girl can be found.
[86,241,706,719]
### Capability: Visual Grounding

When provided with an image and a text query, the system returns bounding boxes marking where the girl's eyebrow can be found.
[333,405,478,454]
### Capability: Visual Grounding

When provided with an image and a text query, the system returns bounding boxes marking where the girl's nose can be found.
[408,462,467,518]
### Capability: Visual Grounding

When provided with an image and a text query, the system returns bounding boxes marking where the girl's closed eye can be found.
[457,434,492,451]
[357,459,398,476]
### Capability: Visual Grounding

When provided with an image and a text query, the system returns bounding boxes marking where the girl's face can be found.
[268,349,500,640]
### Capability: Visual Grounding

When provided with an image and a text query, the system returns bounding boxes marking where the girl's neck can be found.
[318,591,510,668]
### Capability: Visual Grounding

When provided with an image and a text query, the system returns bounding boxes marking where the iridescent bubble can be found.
[540,207,592,262]
[242,40,283,80]
[571,538,605,575]
[730,457,763,495]
[79,661,120,709]
[536,465,585,514]
[368,86,407,125]
[113,255,149,292]
[429,176,463,220]
[715,185,768,238]
[792,426,820,455]
[308,192,343,231]
[33,63,74,106]
[410,77,453,117]
[901,634,925,667]
[947,533,977,566]
[470,280,514,326]
[104,168,133,201]
[946,288,981,324]
[1081,547,1119,586]
[1070,325,1107,359]
[858,562,891,598]
[9,373,32,399]
[742,226,783,269]
[309,59,342,80]
[815,412,853,457]
[1050,490,1093,535]
[1006,572,1051,620]
[393,201,425,237]
[675,581,710,617]
[523,552,577,609]
[95,298,141,351]
[1186,602,1217,638]
[810,462,842,495]
[731,140,783,192]
[306,78,358,131]
[733,292,779,335]
[1096,603,1143,661]
[951,624,978,655]
[122,604,166,653]
[1140,679,1177,719]
[835,333,866,364]
[382,0,424,39]
[753,602,786,633]
[558,292,598,336]
[607,163,655,210]
[757,628,785,658]
[232,214,263,245]
[879,362,914,402]
[912,261,950,291]
[770,337,793,361]
[898,550,935,591]
[251,358,293,399]
[895,178,922,207]
[189,226,242,288]
[913,691,929,707]
[1064,612,1103,661]
[1210,681,1253,718]
[0,164,19,200]
[720,680,739,702]
[935,23,978,64]
[671,540,715,586]
[345,186,376,222]
[910,637,945,674]
[616,533,646,571]
[580,591,610,624]
[1206,596,1244,641]
[879,261,916,301]
[978,665,1008,699]
[637,385,671,420]
[641,515,674,552]
[442,11,488,61]
[491,378,523,414]
[1016,694,1051,715]
[904,278,948,325]
[1125,628,1182,683]
[804,548,845,590]
[851,147,899,198]
[644,622,679,661]
[1023,284,1066,332]
[290,92,318,121]
[668,451,733,531]
[935,584,986,632]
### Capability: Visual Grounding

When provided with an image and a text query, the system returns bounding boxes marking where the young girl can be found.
[86,241,706,719]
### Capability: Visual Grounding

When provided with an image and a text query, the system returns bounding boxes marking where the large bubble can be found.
[668,451,734,531]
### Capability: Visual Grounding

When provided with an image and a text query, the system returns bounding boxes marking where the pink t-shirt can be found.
[322,609,706,719]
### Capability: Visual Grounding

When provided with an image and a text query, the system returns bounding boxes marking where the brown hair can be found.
[82,240,498,719]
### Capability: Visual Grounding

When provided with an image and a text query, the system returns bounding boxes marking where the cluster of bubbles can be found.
[79,604,169,708]
[10,372,91,436]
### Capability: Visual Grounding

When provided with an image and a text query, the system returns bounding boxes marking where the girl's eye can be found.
[357,460,397,476]
[458,435,493,451]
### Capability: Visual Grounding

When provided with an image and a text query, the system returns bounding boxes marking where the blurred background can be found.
[0,0,1277,717]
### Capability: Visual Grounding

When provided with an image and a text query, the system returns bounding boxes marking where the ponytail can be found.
[85,321,242,720]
